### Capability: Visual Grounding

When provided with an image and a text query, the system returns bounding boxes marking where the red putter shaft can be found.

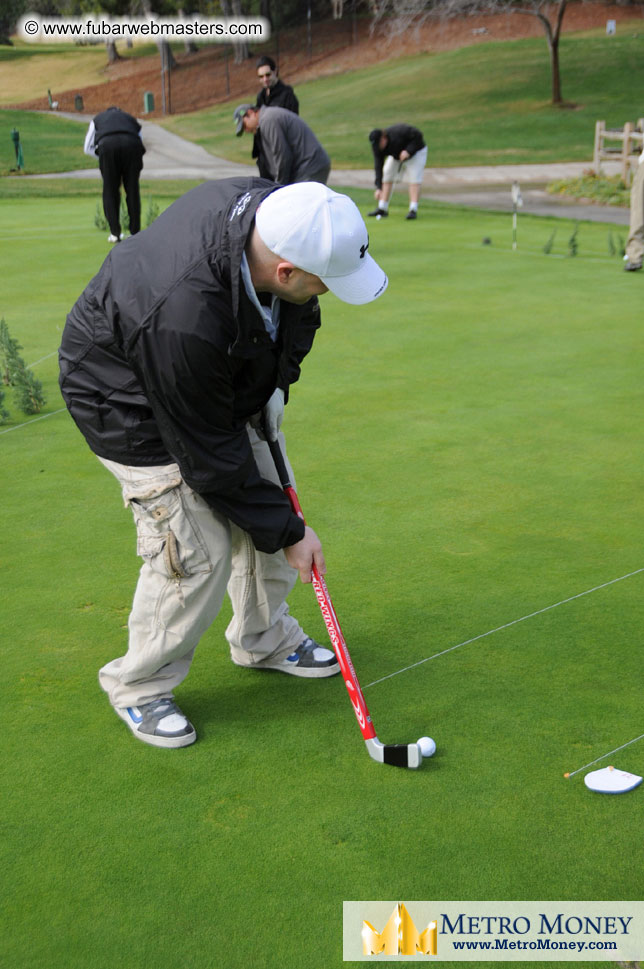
[266,435,422,769]
[282,481,377,742]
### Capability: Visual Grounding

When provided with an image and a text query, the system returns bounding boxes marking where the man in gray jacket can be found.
[234,104,330,186]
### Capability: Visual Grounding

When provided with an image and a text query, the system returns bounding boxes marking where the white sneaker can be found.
[107,234,119,244]
[114,698,196,748]
[234,636,340,678]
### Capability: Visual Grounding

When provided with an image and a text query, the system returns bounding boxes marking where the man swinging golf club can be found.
[59,179,387,749]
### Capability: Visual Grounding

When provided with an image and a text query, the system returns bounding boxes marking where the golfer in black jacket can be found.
[59,178,387,749]
[368,124,427,220]
[84,106,145,242]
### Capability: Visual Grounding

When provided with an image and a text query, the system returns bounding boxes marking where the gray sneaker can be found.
[236,636,340,678]
[114,698,196,748]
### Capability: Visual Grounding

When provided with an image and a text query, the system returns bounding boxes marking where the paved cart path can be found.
[30,113,629,226]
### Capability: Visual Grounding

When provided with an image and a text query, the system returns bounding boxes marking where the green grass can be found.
[162,25,644,167]
[0,108,91,175]
[0,174,205,200]
[2,184,642,968]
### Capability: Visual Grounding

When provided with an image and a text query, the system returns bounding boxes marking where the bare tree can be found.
[178,8,198,52]
[220,0,250,63]
[371,0,570,105]
[133,0,178,67]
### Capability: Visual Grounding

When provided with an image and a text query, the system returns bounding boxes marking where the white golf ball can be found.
[376,214,382,221]
[418,736,436,758]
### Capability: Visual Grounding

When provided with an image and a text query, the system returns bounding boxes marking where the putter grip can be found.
[267,437,291,490]
[266,437,305,520]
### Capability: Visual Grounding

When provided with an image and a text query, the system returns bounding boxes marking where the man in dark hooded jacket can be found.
[59,177,387,749]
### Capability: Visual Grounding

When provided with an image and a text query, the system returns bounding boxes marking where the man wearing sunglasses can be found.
[253,56,299,180]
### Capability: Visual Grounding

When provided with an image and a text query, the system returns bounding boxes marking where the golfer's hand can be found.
[262,387,285,442]
[374,189,383,201]
[399,149,410,161]
[285,526,326,584]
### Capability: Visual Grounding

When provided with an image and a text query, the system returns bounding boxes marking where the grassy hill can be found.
[0,108,90,176]
[0,39,164,106]
[1,20,644,174]
[163,27,644,168]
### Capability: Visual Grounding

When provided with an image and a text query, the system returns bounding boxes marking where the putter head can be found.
[366,737,422,769]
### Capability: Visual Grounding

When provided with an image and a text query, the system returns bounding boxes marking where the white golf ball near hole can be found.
[418,736,436,758]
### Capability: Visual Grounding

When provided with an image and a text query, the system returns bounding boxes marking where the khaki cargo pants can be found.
[97,429,304,708]
[626,158,644,266]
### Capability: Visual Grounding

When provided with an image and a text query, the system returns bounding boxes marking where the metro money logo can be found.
[363,902,438,956]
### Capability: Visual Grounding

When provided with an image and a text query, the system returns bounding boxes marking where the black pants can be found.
[98,134,144,236]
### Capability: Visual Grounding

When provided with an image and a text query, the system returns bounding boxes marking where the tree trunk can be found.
[138,0,178,69]
[548,34,562,104]
[259,0,272,27]
[159,39,177,69]
[106,40,121,63]
[531,0,567,105]
[178,9,198,53]
[550,0,567,105]
[221,0,250,64]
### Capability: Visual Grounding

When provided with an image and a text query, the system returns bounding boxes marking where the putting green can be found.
[2,188,641,969]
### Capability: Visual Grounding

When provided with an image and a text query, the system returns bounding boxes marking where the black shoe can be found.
[624,261,642,272]
[405,210,418,220]
[367,208,388,217]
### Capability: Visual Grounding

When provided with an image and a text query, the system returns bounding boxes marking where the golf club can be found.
[267,435,431,769]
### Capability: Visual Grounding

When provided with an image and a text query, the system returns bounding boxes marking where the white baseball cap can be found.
[255,183,388,305]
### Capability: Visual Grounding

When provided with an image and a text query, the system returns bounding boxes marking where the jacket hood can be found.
[222,180,280,323]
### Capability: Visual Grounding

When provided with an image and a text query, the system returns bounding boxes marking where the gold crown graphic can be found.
[362,902,438,956]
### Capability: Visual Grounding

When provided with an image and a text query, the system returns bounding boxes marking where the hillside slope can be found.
[9,3,642,118]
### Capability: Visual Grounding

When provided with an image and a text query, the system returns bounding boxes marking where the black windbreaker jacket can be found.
[59,177,321,553]
[372,124,426,189]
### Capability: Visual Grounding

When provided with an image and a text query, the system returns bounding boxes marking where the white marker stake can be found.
[584,766,643,794]
[511,180,523,251]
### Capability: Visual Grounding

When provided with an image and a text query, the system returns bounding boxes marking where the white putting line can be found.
[0,339,63,433]
[564,733,644,779]
[365,567,644,689]
[28,350,58,368]
[0,407,66,436]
